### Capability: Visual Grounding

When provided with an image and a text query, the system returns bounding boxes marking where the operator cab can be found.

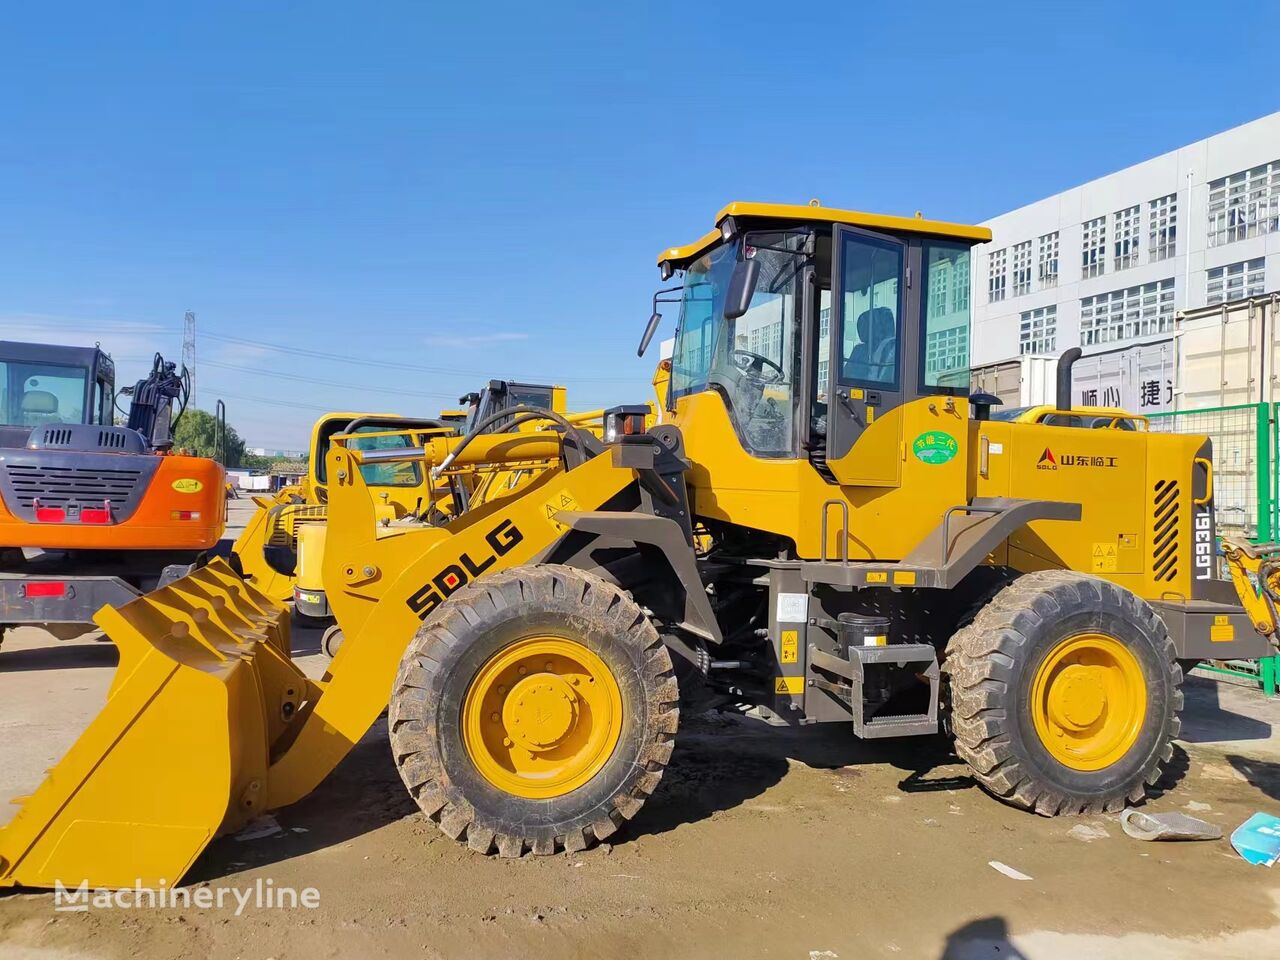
[645,203,988,479]
[0,341,114,446]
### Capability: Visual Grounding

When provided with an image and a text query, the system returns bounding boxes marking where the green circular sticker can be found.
[912,430,958,465]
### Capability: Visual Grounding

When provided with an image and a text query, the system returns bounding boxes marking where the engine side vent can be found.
[1152,479,1180,582]
[96,429,128,449]
[40,427,74,448]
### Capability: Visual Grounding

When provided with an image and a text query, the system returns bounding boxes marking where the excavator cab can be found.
[0,341,115,439]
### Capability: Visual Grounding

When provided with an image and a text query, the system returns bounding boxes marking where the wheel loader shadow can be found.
[0,636,118,673]
[185,720,419,885]
[1225,753,1280,803]
[187,710,976,881]
[618,713,974,844]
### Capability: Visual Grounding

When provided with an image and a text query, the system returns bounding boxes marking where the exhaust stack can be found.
[1056,347,1082,412]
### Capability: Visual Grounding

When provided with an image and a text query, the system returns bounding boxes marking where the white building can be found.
[972,112,1280,366]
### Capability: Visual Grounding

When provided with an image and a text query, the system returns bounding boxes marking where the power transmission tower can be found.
[181,311,196,407]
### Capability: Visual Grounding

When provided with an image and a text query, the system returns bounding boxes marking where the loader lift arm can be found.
[1222,537,1280,638]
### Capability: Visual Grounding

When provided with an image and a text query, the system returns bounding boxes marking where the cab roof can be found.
[656,201,992,270]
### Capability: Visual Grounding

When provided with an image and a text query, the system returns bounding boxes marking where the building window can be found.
[1149,194,1177,261]
[1206,258,1266,305]
[747,319,783,359]
[1037,231,1059,289]
[1079,278,1175,345]
[988,248,1007,303]
[1011,241,1032,297]
[818,306,830,386]
[1113,205,1140,270]
[1208,160,1280,246]
[926,325,969,378]
[1082,216,1106,278]
[1019,305,1057,354]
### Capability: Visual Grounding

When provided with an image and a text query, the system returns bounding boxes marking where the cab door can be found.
[824,225,911,487]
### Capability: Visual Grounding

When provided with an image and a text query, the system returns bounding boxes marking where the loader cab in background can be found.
[465,379,565,433]
[309,413,452,513]
[0,341,114,444]
[657,204,985,488]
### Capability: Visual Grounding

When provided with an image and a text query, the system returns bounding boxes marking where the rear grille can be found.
[3,463,144,509]
[1152,479,1180,582]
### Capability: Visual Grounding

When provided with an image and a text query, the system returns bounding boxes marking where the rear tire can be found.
[389,564,679,856]
[944,570,1182,815]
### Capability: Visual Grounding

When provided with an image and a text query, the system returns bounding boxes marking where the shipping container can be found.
[970,338,1175,414]
[1071,337,1176,415]
[1177,293,1279,410]
[970,355,1056,408]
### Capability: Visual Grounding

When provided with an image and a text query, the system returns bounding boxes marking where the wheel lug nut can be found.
[490,712,499,722]
[502,737,512,747]
[518,666,527,675]
[545,662,553,671]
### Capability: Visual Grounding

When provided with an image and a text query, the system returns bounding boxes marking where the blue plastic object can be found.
[1230,812,1280,866]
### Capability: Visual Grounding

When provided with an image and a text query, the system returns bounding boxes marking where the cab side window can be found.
[837,233,903,390]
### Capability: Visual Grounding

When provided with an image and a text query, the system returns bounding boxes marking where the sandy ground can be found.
[1,500,1279,958]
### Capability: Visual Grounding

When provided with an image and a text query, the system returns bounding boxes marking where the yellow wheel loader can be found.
[4,201,1276,890]
[229,412,462,605]
[259,382,595,656]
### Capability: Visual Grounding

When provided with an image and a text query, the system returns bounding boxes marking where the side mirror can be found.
[637,311,661,358]
[724,258,760,321]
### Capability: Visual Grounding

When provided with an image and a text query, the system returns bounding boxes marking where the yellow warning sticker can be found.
[1214,615,1230,626]
[1210,623,1236,643]
[848,387,865,400]
[774,676,804,695]
[1091,541,1118,573]
[171,478,203,493]
[543,490,579,532]
[893,571,917,586]
[780,630,798,664]
[865,571,888,584]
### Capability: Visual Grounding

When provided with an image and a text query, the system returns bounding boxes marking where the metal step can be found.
[848,642,940,739]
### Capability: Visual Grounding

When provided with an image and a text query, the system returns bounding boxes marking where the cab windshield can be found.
[669,234,802,456]
[0,360,90,426]
[316,421,422,487]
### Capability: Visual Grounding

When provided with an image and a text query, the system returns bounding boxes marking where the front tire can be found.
[389,564,679,856]
[944,571,1182,815]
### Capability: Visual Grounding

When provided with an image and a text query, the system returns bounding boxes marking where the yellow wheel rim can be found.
[461,636,624,799]
[1030,633,1147,771]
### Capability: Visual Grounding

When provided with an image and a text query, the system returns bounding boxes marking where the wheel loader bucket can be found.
[0,558,309,890]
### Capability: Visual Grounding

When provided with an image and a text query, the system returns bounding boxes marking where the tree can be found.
[171,408,248,466]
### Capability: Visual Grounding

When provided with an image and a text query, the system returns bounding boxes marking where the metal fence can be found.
[1147,402,1278,695]
[1147,403,1272,541]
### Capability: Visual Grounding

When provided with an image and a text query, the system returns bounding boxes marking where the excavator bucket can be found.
[0,558,310,890]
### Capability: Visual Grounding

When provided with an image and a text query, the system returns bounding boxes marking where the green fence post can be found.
[1264,404,1274,545]
[1256,402,1272,543]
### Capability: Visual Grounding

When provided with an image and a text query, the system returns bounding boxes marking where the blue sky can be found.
[1,1,1277,448]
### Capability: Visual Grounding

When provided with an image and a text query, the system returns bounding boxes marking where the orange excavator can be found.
[0,341,225,644]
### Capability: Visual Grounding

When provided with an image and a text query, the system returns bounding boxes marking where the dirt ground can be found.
[2,503,1279,958]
